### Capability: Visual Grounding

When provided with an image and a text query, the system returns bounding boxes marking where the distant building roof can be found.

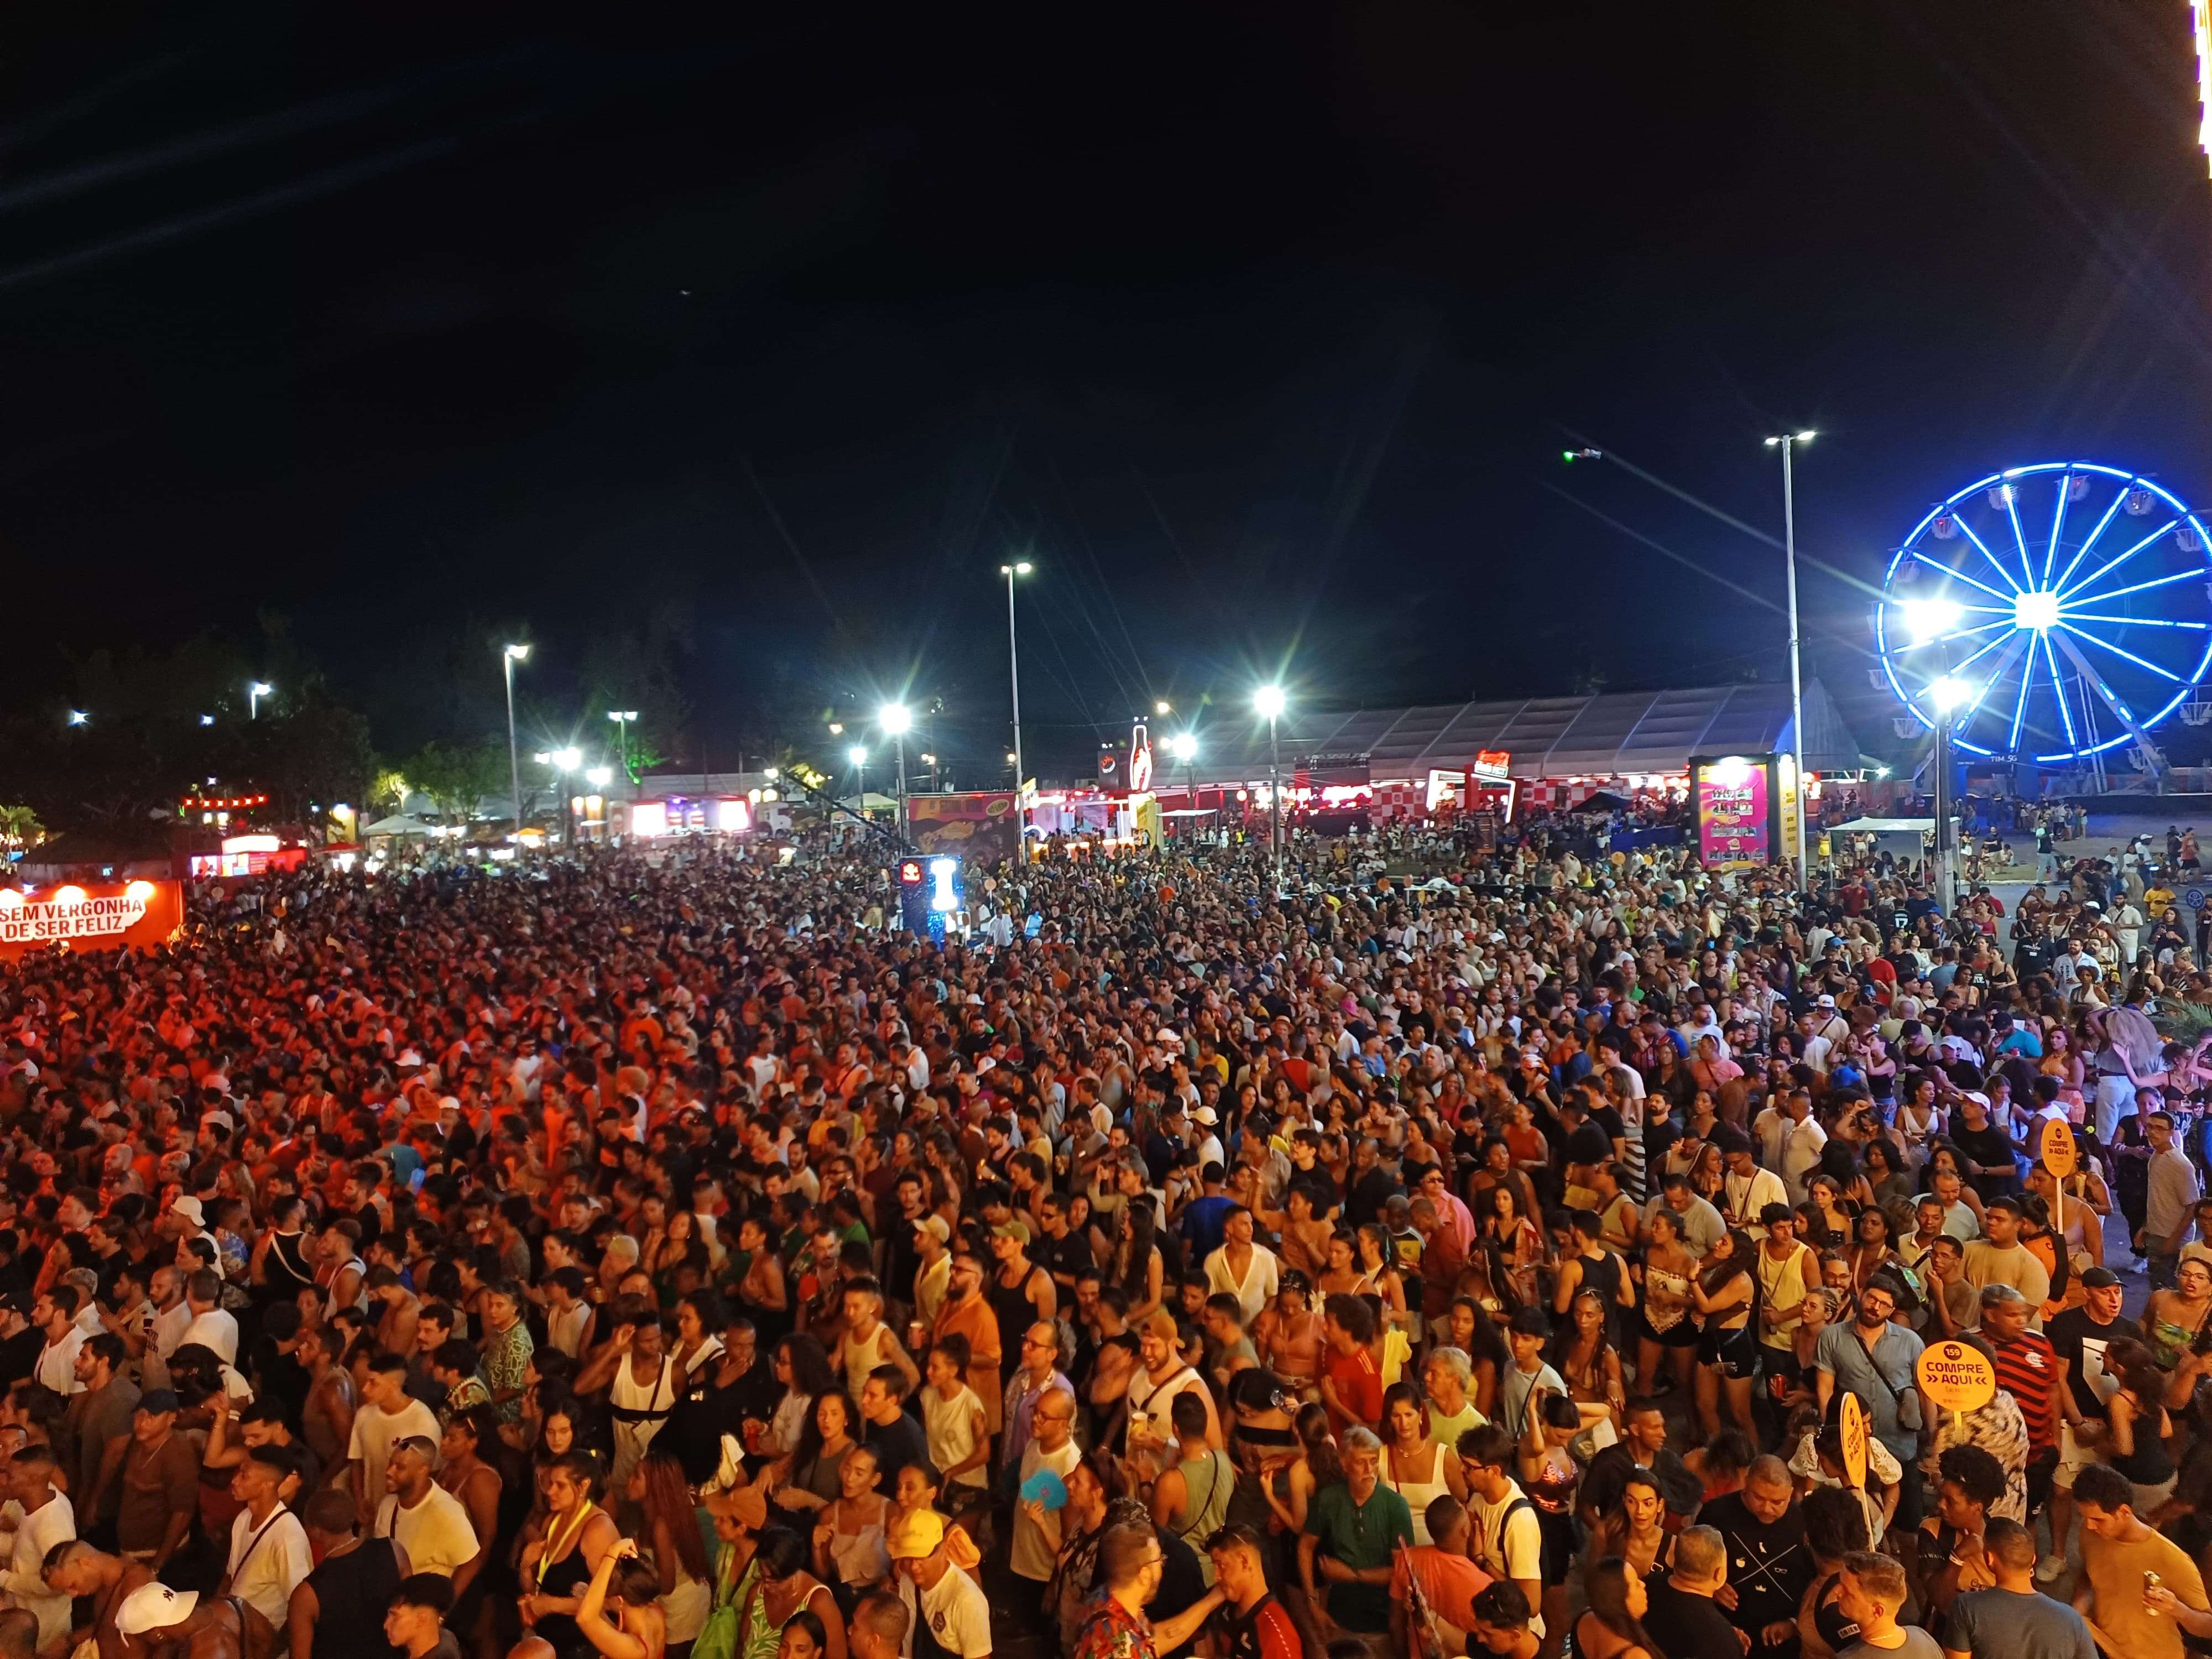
[1178,678,1863,785]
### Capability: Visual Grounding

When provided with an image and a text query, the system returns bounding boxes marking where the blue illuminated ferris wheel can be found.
[1874,461,2212,765]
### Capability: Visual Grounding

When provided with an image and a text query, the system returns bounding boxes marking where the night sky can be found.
[3,3,2208,783]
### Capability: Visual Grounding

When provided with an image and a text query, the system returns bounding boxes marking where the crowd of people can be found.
[2,818,2212,1659]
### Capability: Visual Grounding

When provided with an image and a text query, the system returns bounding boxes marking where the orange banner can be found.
[0,881,185,958]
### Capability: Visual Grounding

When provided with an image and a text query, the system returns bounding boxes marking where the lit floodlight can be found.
[1253,685,1286,720]
[1898,596,1964,647]
[879,703,912,735]
[1929,676,1971,714]
[1168,733,1197,761]
[848,745,868,767]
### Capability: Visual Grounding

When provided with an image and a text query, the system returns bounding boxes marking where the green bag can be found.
[691,1551,749,1659]
[691,1601,740,1659]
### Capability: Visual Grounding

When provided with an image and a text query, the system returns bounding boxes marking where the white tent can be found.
[363,815,439,838]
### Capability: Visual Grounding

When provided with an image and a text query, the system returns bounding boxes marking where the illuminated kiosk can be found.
[1689,753,1802,873]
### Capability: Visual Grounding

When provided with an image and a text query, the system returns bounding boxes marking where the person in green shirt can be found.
[1298,1426,1415,1634]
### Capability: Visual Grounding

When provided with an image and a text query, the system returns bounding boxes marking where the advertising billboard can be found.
[908,791,1022,868]
[0,880,185,958]
[1693,758,1772,870]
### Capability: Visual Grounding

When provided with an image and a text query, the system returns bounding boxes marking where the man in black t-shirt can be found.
[1641,1526,1743,1659]
[2045,1266,2141,1583]
[1702,1458,1811,1658]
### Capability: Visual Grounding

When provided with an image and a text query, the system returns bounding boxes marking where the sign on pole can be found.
[1839,1391,1869,1490]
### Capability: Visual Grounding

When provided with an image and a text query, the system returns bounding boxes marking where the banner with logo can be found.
[908,792,1022,868]
[0,881,185,958]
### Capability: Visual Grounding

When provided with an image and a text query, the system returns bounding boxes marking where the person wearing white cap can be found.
[113,1578,270,1659]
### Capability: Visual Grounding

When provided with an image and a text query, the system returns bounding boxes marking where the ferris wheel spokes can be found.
[1909,551,2017,605]
[2057,622,2187,682]
[2043,474,2072,589]
[1949,633,2034,733]
[2042,632,2078,751]
[2007,653,2036,751]
[1948,513,2029,594]
[2050,483,2132,593]
[2002,485,2037,590]
[2057,518,2180,604]
[2062,565,2204,609]
[2052,629,2166,769]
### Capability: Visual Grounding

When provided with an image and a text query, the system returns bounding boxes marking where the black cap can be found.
[138,1390,179,1416]
[1714,1127,1752,1157]
[2080,1267,2121,1290]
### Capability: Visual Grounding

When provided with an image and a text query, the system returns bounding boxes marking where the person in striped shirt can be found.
[1978,1286,2060,1517]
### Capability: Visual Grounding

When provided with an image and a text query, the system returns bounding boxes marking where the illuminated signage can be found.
[898,860,925,885]
[1128,721,1154,794]
[1694,757,1771,870]
[0,881,183,956]
[1471,750,1511,781]
[927,856,960,912]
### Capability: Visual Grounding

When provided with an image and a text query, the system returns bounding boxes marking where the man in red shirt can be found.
[1209,1527,1303,1659]
[1319,1293,1383,1435]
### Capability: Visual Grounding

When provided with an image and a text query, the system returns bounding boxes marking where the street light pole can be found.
[1168,733,1197,842]
[1929,675,1968,915]
[1255,685,1286,889]
[1765,430,1815,890]
[503,644,530,841]
[879,704,912,842]
[1000,561,1032,790]
[249,681,273,721]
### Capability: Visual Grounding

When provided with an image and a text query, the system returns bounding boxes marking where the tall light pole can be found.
[503,644,531,838]
[848,744,869,813]
[879,703,912,841]
[606,709,637,780]
[1000,561,1032,790]
[1255,685,1285,887]
[248,681,273,721]
[1929,675,1969,912]
[1168,732,1197,837]
[1764,430,1815,889]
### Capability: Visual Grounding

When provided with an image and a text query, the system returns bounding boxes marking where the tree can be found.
[403,741,508,820]
[578,601,694,780]
[0,806,43,858]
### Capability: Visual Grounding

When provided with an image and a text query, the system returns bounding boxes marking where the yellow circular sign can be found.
[2042,1120,2079,1180]
[1916,1341,1997,1412]
[1839,1390,1869,1490]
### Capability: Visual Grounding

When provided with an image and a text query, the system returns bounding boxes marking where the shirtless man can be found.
[111,1580,272,1659]
[42,1541,155,1659]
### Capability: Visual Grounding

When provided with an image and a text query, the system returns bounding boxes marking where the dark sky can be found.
[3,2,2209,782]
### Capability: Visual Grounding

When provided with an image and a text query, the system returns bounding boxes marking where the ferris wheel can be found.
[1874,461,2212,765]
